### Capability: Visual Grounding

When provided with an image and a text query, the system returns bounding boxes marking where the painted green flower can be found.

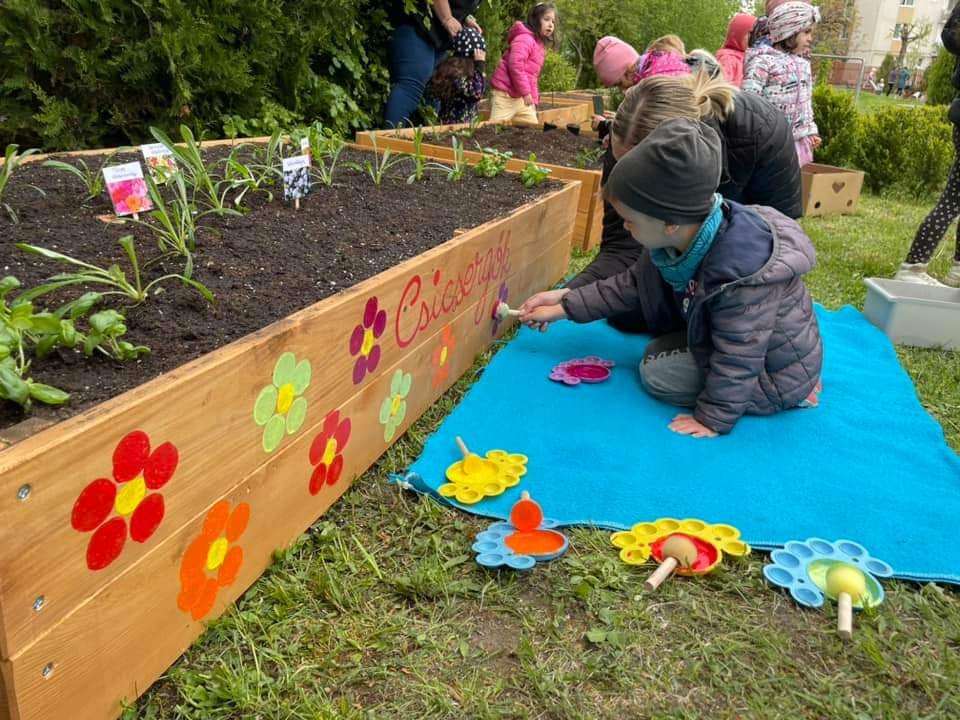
[379,369,412,443]
[253,352,311,453]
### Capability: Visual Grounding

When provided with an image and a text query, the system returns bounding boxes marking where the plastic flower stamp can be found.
[254,351,311,453]
[350,297,388,384]
[549,357,615,385]
[431,324,456,389]
[308,410,352,494]
[490,282,509,336]
[177,500,250,621]
[379,369,412,442]
[70,430,178,571]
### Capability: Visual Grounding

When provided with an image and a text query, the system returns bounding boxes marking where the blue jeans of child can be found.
[639,331,703,407]
[384,23,445,128]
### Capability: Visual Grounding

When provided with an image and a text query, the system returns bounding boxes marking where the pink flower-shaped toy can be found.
[549,357,615,386]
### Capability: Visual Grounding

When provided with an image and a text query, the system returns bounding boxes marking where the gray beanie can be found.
[607,118,722,225]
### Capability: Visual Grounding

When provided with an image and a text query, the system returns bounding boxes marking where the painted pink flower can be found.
[350,297,387,384]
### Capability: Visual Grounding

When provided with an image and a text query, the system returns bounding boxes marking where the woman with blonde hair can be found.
[560,69,802,334]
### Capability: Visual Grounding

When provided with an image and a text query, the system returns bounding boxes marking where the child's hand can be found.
[465,16,483,34]
[520,304,566,332]
[474,49,486,62]
[591,114,605,130]
[812,135,822,148]
[668,414,718,439]
[519,288,569,314]
[523,94,534,106]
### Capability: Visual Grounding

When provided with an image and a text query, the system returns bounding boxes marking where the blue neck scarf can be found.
[650,194,724,292]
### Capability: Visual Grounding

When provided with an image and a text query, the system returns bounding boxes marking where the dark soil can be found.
[0,146,560,431]
[439,125,605,169]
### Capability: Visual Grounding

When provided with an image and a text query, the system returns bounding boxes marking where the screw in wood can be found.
[42,662,55,679]
[33,595,45,612]
[17,484,31,501]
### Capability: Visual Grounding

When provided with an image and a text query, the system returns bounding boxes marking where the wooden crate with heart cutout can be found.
[801,163,865,217]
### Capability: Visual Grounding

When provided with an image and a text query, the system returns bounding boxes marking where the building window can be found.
[894,23,903,38]
[900,0,914,6]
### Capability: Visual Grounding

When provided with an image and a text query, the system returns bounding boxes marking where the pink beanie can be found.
[636,51,692,82]
[594,36,641,87]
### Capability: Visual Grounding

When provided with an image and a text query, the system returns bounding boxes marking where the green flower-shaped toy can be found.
[253,352,311,452]
[380,369,412,442]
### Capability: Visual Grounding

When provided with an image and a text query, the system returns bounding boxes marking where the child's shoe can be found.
[893,262,945,286]
[944,262,960,288]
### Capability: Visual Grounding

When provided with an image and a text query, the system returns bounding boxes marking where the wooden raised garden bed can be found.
[476,95,593,126]
[0,140,578,720]
[356,121,604,251]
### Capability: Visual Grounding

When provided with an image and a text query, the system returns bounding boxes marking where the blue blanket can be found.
[406,306,960,584]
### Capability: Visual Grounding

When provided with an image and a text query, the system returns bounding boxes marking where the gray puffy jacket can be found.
[561,201,823,434]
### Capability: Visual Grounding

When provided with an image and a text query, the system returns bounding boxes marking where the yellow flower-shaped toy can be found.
[611,518,750,577]
[253,352,311,453]
[440,438,528,505]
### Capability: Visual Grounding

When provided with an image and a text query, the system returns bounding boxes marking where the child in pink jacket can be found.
[716,13,757,86]
[489,3,557,123]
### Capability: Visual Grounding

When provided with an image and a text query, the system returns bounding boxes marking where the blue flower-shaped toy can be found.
[472,492,568,571]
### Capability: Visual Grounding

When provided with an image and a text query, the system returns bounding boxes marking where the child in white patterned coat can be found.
[742,2,821,166]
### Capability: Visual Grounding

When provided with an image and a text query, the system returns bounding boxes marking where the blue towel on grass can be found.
[406,306,960,584]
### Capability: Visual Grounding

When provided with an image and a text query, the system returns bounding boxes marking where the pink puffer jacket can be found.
[490,21,546,104]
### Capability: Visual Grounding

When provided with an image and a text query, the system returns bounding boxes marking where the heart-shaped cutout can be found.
[832,181,846,193]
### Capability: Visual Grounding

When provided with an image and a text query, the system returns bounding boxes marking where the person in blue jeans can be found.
[386,1,482,128]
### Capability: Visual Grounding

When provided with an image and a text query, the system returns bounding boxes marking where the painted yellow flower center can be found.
[361,328,375,357]
[322,438,338,466]
[115,475,146,517]
[276,383,295,414]
[440,346,448,366]
[206,537,229,571]
[390,394,402,416]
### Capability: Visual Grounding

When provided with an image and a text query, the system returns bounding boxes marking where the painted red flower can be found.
[177,500,250,621]
[308,410,352,494]
[70,430,178,571]
[431,324,457,389]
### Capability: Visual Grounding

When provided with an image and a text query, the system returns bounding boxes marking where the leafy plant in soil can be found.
[41,148,128,202]
[306,126,346,187]
[574,145,605,169]
[150,125,232,213]
[0,144,45,223]
[16,236,214,307]
[447,137,467,182]
[349,136,407,187]
[519,153,551,188]
[474,147,513,178]
[223,137,283,205]
[0,277,71,409]
[82,309,149,361]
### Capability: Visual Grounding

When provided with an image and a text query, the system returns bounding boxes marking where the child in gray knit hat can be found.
[519,118,823,437]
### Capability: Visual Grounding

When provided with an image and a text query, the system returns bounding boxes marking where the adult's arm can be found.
[565,144,642,289]
[943,4,960,55]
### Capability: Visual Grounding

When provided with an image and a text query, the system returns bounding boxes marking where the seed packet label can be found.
[140,143,177,182]
[300,137,311,163]
[283,155,311,201]
[102,162,153,216]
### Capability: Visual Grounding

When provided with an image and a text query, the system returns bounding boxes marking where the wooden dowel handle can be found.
[644,557,678,591]
[455,436,470,458]
[838,592,853,639]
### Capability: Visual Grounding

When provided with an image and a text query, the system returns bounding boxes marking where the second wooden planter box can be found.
[356,122,603,252]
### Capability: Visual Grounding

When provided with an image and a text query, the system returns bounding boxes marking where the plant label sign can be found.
[140,143,177,183]
[283,155,311,204]
[103,162,153,218]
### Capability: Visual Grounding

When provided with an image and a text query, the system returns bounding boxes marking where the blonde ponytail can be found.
[611,69,738,152]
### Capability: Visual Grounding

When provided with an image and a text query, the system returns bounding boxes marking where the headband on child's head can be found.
[767,2,821,44]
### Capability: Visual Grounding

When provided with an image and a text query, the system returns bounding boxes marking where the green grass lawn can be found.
[133,193,960,720]
[837,86,923,113]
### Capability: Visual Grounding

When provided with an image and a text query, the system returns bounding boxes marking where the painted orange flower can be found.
[177,500,250,621]
[431,324,456,389]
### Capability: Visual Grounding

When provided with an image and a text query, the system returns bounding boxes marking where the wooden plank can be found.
[0,183,579,658]
[357,126,601,251]
[2,233,573,720]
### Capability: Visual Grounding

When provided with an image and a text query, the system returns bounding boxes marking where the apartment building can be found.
[848,0,953,72]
